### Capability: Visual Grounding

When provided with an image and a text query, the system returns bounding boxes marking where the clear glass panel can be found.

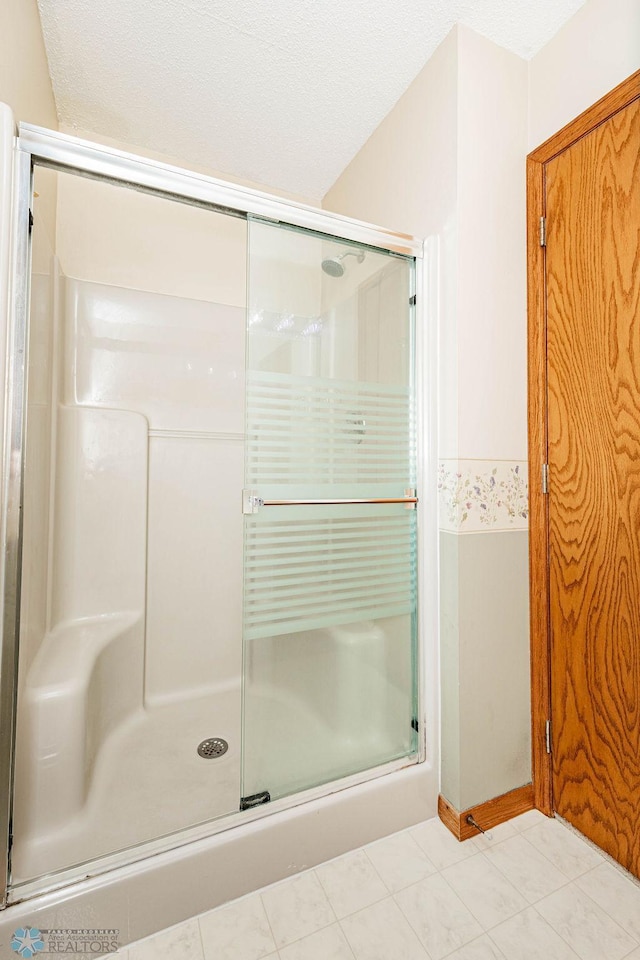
[11,167,247,886]
[242,219,418,803]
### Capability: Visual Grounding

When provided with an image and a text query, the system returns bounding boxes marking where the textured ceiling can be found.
[37,0,585,201]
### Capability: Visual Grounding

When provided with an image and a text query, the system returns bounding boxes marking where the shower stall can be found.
[0,110,437,933]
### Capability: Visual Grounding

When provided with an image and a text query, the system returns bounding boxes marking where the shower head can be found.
[321,250,366,278]
[321,257,346,278]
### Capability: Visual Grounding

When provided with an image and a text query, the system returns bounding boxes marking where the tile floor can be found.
[115,810,640,960]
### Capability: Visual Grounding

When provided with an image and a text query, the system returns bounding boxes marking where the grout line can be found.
[338,914,357,960]
[555,814,640,890]
[574,881,640,952]
[482,930,509,960]
[334,917,358,960]
[515,820,596,883]
[361,846,393,896]
[259,873,338,953]
[439,929,507,959]
[314,856,390,917]
[311,868,340,926]
[391,888,432,956]
[531,905,583,954]
[258,891,280,954]
[194,912,207,960]
[531,897,597,959]
[480,832,576,906]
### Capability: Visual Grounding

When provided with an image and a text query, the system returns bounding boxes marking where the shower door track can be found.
[0,119,438,908]
[17,125,423,256]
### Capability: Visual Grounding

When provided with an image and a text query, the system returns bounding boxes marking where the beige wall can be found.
[529,0,640,150]
[0,0,57,129]
[323,28,458,241]
[324,24,531,812]
[0,0,58,245]
[457,26,528,463]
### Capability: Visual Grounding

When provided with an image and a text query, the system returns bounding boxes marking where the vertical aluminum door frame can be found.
[0,140,32,907]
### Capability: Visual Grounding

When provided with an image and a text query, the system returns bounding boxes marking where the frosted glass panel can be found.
[247,372,413,494]
[242,219,418,804]
[245,504,417,639]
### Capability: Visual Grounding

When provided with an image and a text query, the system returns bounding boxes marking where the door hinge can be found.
[409,293,417,306]
[411,717,419,732]
[28,210,34,234]
[541,463,549,494]
[545,719,552,754]
[539,216,546,247]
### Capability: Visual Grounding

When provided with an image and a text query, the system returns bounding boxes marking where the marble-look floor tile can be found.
[394,872,482,959]
[445,934,506,960]
[442,853,527,929]
[128,919,203,960]
[536,883,637,960]
[279,924,354,960]
[469,821,517,851]
[115,816,640,960]
[365,830,436,893]
[510,809,548,833]
[489,906,580,960]
[199,893,276,960]
[483,833,569,903]
[341,897,428,960]
[261,872,335,949]
[315,850,388,919]
[525,820,603,879]
[576,862,640,942]
[410,818,477,871]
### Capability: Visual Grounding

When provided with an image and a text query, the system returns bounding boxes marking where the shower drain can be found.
[197,737,229,759]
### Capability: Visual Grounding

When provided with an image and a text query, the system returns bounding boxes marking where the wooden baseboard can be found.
[438,783,534,841]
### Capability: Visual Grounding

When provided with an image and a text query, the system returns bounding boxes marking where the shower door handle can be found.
[242,489,417,514]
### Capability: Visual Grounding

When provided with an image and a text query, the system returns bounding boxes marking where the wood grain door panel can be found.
[546,96,640,876]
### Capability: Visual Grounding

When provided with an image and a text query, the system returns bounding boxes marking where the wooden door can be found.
[546,94,640,876]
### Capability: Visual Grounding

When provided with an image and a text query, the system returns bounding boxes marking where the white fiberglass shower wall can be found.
[0,117,437,925]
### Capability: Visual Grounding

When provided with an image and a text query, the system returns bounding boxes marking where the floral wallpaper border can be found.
[438,460,528,533]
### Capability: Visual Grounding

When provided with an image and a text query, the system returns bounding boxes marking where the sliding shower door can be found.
[242,219,418,804]
[10,167,248,888]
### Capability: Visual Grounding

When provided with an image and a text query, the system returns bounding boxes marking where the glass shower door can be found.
[241,219,418,805]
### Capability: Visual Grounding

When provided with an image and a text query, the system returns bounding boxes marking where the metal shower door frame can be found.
[0,119,436,907]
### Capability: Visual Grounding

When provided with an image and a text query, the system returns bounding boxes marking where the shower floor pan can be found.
[11,679,409,888]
